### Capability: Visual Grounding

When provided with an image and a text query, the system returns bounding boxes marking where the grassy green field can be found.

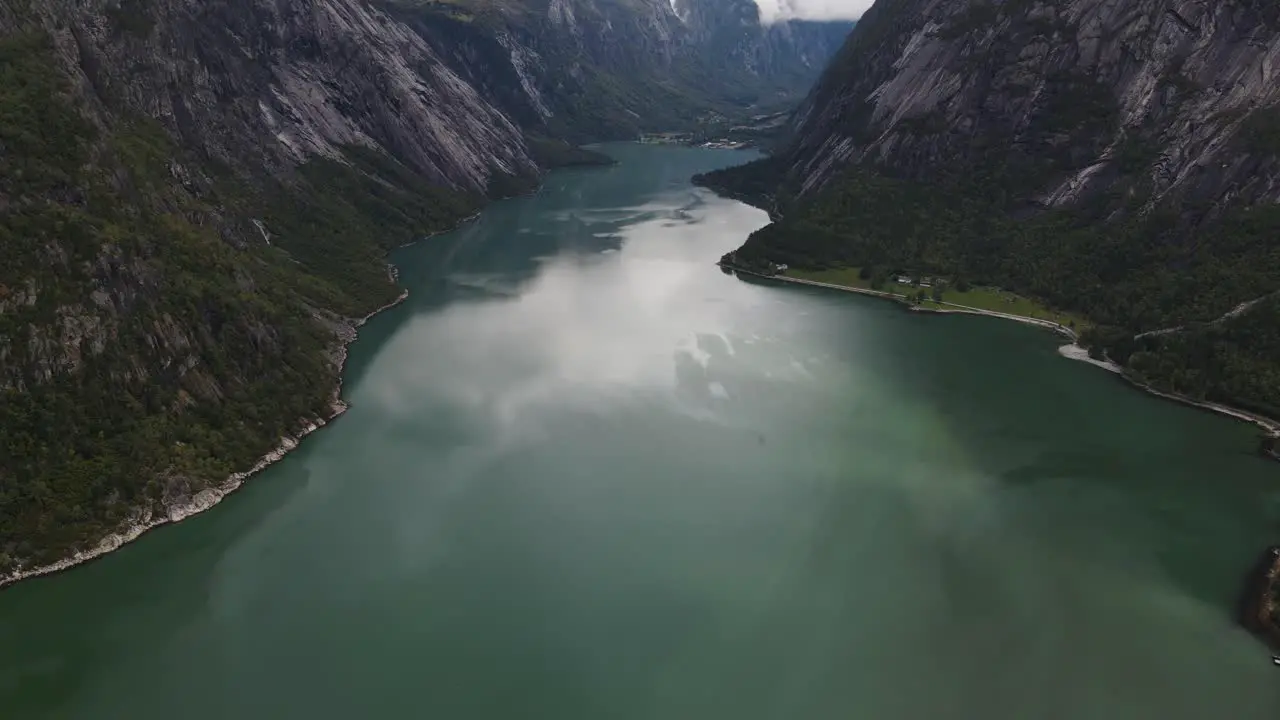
[785,268,1088,329]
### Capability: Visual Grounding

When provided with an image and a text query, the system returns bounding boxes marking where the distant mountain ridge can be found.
[385,0,852,141]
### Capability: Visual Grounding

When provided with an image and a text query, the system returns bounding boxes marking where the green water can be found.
[2,145,1278,718]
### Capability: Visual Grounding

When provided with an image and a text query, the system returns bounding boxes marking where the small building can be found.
[775,263,789,273]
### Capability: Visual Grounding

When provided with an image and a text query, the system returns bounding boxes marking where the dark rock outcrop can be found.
[1238,546,1280,651]
[1262,434,1280,461]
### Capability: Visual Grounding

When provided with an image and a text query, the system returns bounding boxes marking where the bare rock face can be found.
[780,0,1280,212]
[31,0,539,192]
[13,0,852,191]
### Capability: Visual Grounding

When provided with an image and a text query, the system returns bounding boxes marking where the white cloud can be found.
[752,0,874,23]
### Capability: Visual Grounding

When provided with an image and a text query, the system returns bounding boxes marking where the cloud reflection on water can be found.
[361,190,770,437]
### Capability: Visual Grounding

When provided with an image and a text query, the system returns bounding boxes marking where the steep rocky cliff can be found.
[702,0,1280,421]
[46,0,540,190]
[785,0,1280,207]
[0,0,851,580]
[0,0,496,578]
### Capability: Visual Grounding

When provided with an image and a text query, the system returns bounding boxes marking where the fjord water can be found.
[2,145,1279,719]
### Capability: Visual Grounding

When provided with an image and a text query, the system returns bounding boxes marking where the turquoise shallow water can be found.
[1,144,1278,719]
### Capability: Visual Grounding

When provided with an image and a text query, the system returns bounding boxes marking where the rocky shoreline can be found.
[729,260,1280,654]
[1058,345,1280,458]
[1117,377,1280,446]
[721,262,1280,459]
[0,177,530,590]
[0,288,411,590]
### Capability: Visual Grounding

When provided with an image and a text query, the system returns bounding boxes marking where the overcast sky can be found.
[752,0,875,23]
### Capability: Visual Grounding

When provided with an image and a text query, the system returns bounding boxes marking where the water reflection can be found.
[357,187,769,438]
[3,145,1279,719]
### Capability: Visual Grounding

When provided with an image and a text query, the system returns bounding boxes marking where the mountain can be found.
[700,0,1280,422]
[386,0,852,141]
[0,0,850,580]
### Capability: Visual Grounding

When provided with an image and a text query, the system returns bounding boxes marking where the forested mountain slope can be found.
[0,0,850,581]
[700,0,1280,420]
